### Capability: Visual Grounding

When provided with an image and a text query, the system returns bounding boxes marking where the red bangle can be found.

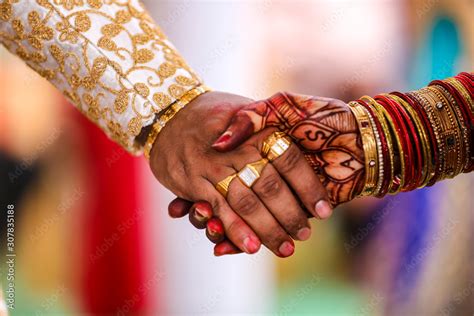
[392,91,438,184]
[375,95,415,191]
[381,94,423,190]
[455,73,473,95]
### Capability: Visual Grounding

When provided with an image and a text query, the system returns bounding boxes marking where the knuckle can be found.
[255,174,282,199]
[231,192,259,217]
[286,215,307,235]
[275,144,301,173]
[263,230,287,250]
[226,218,244,239]
[207,195,225,216]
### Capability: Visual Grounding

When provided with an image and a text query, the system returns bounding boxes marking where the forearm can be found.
[0,0,202,154]
[349,72,472,198]
[232,72,473,206]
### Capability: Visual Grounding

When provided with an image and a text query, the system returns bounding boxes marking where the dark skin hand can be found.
[150,91,331,257]
[168,92,365,256]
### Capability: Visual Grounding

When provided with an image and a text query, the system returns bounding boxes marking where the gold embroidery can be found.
[153,92,171,108]
[133,48,154,63]
[176,75,197,86]
[114,91,129,113]
[134,83,149,97]
[0,1,12,21]
[86,0,101,9]
[101,23,121,37]
[74,12,90,32]
[127,117,142,136]
[169,84,186,99]
[0,0,202,154]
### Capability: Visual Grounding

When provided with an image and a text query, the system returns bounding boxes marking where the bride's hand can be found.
[212,92,365,206]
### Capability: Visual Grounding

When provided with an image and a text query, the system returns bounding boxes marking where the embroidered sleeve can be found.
[0,0,202,154]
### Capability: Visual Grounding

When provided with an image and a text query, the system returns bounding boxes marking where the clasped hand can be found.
[149,91,364,257]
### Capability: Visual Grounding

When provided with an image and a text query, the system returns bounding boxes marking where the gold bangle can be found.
[410,89,447,181]
[433,84,471,171]
[361,96,404,194]
[348,101,379,196]
[421,87,461,179]
[144,85,211,159]
[365,98,395,196]
[387,94,432,188]
[445,77,473,112]
[408,90,445,183]
[426,86,465,177]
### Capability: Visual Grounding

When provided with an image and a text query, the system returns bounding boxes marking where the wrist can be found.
[144,85,211,159]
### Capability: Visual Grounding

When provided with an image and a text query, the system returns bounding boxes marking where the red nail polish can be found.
[207,218,224,236]
[214,243,239,256]
[212,131,232,147]
[194,204,211,222]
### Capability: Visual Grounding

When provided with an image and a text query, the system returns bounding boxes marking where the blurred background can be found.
[0,0,473,315]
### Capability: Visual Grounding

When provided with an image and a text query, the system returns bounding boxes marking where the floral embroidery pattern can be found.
[0,0,201,153]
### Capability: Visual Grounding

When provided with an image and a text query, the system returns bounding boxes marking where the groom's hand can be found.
[167,92,366,256]
[149,91,330,257]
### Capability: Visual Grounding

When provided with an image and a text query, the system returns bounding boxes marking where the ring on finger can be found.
[262,131,292,161]
[237,158,269,188]
[216,173,238,198]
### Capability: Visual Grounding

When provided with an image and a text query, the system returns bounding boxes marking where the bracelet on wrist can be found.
[144,85,211,159]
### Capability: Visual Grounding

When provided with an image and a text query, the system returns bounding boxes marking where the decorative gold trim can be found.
[348,100,379,196]
[144,85,211,159]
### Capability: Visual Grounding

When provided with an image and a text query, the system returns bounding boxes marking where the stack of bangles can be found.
[348,72,473,198]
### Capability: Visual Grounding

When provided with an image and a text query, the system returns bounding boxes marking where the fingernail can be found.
[278,241,295,257]
[207,218,224,236]
[194,206,209,222]
[212,131,232,147]
[315,200,333,219]
[214,243,240,256]
[243,236,260,254]
[297,227,311,241]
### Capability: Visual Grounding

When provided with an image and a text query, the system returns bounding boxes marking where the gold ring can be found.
[237,158,268,188]
[216,174,238,198]
[262,131,291,161]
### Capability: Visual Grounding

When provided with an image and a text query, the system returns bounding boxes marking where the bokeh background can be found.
[1,0,473,315]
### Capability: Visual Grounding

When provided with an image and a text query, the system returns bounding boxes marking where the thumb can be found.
[212,112,254,152]
[212,101,270,152]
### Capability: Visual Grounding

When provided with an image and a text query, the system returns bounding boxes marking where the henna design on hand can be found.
[216,92,365,206]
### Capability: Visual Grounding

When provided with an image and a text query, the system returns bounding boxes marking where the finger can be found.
[212,101,267,152]
[168,198,193,218]
[214,239,243,256]
[227,178,295,258]
[272,142,333,219]
[206,217,225,244]
[189,201,213,229]
[200,182,261,255]
[252,163,312,241]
